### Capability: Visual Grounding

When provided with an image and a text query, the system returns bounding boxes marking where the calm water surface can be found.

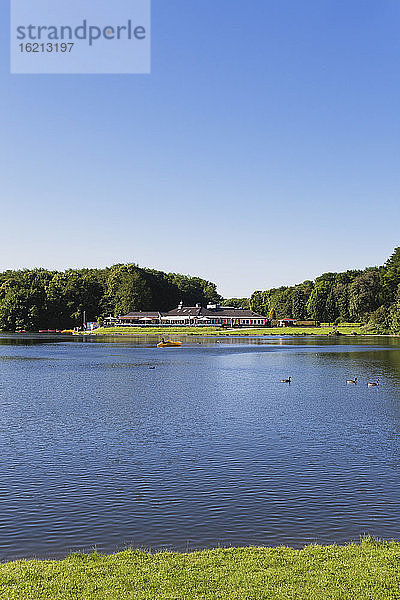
[0,333,400,560]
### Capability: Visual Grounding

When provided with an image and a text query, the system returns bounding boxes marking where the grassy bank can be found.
[86,325,364,337]
[1,539,400,599]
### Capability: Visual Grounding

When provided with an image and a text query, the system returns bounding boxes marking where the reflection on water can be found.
[0,334,400,560]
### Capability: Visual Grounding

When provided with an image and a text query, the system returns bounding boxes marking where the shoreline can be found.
[77,325,365,337]
[1,328,397,338]
[76,325,394,338]
[1,539,399,599]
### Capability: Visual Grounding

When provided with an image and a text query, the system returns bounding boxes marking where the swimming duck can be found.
[368,379,379,387]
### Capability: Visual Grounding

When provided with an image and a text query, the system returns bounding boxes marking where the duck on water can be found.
[368,379,379,387]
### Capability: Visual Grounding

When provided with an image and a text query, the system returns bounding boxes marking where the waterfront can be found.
[1,334,400,560]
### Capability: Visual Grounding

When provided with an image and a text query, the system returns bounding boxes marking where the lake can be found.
[0,333,400,561]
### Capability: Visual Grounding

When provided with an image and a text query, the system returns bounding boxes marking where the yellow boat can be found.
[157,340,182,348]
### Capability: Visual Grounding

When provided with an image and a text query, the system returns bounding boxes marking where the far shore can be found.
[76,325,370,337]
[2,326,397,337]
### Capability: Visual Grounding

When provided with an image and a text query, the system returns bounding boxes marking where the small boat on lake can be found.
[157,340,182,348]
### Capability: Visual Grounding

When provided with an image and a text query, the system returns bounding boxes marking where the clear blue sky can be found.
[1,0,400,297]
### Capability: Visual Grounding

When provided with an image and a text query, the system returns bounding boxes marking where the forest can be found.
[1,247,400,333]
[0,264,221,331]
[250,247,400,333]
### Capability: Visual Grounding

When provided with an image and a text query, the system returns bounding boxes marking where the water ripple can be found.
[0,336,400,559]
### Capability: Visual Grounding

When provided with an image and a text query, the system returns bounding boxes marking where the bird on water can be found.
[281,377,291,383]
[346,377,357,384]
[368,379,379,387]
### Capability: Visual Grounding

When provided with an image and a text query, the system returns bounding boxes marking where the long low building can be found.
[117,311,161,325]
[116,302,267,327]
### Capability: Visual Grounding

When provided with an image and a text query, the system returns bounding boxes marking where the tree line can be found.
[0,264,221,331]
[250,247,400,333]
[2,248,400,333]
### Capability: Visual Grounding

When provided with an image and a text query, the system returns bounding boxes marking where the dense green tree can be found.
[45,269,106,327]
[268,287,293,318]
[325,289,338,323]
[333,283,350,322]
[221,298,250,309]
[106,264,156,315]
[349,269,380,321]
[390,302,400,333]
[306,279,332,322]
[2,246,400,333]
[0,264,222,331]
[367,305,391,334]
[0,269,52,330]
[382,247,400,304]
[292,287,307,320]
[250,291,265,315]
[249,250,400,331]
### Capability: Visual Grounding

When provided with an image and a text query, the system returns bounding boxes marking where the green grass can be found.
[87,326,233,336]
[1,539,400,599]
[86,325,364,337]
[321,323,363,328]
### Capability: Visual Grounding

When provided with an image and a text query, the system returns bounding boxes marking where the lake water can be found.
[1,333,400,560]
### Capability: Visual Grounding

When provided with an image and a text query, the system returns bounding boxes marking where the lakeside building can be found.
[115,302,267,327]
[105,307,320,328]
[278,318,297,327]
[162,303,266,327]
[117,311,162,325]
